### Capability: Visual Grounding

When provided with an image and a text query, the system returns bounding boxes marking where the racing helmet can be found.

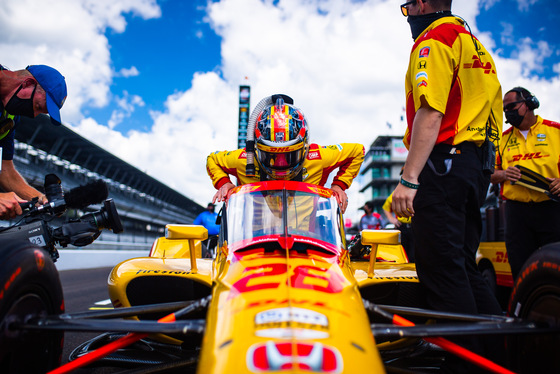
[254,98,309,180]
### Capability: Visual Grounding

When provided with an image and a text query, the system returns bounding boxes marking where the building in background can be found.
[359,135,408,213]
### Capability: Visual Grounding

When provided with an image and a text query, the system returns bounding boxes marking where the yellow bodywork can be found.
[108,204,418,373]
[198,241,387,373]
[476,241,513,288]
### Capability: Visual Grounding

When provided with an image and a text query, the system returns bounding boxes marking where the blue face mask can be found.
[5,83,36,118]
[407,11,452,40]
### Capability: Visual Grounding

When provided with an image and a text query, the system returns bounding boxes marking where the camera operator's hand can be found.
[38,194,48,205]
[0,192,26,219]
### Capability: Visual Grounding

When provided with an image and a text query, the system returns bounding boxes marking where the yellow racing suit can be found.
[206,143,364,190]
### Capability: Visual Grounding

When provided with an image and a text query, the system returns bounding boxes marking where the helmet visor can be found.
[257,141,307,179]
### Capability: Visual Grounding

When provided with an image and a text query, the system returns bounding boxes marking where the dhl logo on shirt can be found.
[463,55,496,74]
[510,152,549,162]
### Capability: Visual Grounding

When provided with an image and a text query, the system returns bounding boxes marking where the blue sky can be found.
[1,0,559,218]
[477,0,558,78]
[88,0,222,132]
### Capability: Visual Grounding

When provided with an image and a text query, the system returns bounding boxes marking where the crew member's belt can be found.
[432,141,480,155]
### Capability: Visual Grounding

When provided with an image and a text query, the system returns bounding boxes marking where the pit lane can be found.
[60,267,119,374]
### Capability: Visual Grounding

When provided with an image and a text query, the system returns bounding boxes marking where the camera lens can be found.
[81,199,123,233]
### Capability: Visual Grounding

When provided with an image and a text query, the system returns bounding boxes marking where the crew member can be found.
[391,0,504,369]
[0,64,67,219]
[358,201,386,230]
[491,87,560,279]
[206,96,364,213]
[382,192,414,261]
[193,202,221,257]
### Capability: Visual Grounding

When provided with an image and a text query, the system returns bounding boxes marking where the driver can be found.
[206,96,364,213]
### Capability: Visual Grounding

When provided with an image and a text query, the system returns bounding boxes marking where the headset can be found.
[508,87,540,111]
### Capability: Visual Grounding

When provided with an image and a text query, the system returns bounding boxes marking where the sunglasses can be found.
[400,0,425,17]
[503,100,525,112]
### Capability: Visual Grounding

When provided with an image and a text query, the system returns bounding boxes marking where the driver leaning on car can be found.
[206,96,364,214]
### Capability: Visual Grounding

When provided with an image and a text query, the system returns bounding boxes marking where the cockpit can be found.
[220,181,344,255]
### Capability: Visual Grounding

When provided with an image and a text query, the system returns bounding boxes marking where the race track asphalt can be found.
[59,267,119,374]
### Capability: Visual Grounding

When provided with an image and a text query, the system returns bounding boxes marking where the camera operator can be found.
[0,64,67,219]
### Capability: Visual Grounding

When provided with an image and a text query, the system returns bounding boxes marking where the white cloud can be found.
[2,0,560,222]
[0,0,160,122]
[479,0,500,11]
[73,72,238,204]
[512,38,553,76]
[500,21,515,46]
[516,0,539,12]
[117,66,140,77]
[107,91,145,129]
[208,0,412,146]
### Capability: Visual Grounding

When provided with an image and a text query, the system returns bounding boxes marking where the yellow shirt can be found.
[403,17,502,149]
[206,143,364,190]
[382,192,411,224]
[497,116,560,202]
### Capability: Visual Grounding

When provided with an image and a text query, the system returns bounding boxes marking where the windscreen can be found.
[227,187,342,251]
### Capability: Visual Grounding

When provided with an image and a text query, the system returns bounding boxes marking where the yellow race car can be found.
[1,180,559,373]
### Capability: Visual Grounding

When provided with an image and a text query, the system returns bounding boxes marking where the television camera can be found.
[0,174,123,261]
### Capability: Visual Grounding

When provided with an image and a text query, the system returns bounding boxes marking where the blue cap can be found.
[26,65,67,125]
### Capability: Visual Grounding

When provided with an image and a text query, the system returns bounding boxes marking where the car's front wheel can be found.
[0,240,64,373]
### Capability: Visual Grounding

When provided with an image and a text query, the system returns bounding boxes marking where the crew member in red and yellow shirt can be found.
[392,1,503,368]
[491,87,560,279]
[206,97,364,213]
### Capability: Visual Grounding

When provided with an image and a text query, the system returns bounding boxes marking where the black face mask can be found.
[407,11,452,40]
[5,83,36,118]
[505,109,525,129]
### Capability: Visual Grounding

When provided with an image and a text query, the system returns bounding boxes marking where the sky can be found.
[1,0,559,223]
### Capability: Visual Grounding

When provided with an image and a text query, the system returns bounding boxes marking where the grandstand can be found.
[7,114,204,249]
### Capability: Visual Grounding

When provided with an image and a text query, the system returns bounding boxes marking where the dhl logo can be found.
[510,152,548,162]
[463,54,495,74]
[306,185,332,197]
[259,143,303,153]
[234,185,262,194]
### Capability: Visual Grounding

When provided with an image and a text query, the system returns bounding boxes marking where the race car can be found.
[476,191,513,310]
[1,180,559,373]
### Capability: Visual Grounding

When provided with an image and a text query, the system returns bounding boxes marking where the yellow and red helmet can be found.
[254,98,309,180]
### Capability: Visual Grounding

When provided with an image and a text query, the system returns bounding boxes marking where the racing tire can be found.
[507,242,560,373]
[0,240,64,373]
